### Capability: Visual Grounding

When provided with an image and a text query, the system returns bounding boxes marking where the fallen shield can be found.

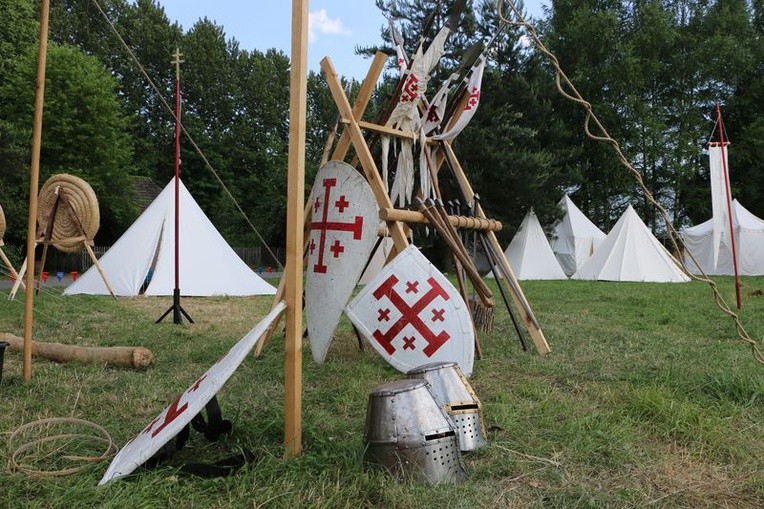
[345,245,475,376]
[306,160,379,362]
[98,301,287,485]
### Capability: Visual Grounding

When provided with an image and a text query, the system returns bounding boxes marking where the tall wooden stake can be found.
[22,0,51,382]
[715,103,742,310]
[285,0,308,458]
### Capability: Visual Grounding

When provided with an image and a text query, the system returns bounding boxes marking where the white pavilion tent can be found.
[551,195,607,276]
[681,199,764,276]
[572,205,689,283]
[65,179,276,296]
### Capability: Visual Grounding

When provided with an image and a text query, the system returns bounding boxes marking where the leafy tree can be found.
[0,0,37,85]
[0,44,136,244]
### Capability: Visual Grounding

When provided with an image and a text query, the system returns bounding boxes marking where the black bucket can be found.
[0,341,9,383]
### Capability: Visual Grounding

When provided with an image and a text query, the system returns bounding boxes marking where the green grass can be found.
[0,277,763,508]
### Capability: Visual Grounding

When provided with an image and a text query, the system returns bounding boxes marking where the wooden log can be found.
[0,333,153,370]
[379,207,503,232]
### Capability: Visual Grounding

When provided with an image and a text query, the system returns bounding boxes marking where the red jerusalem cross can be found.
[464,87,480,111]
[400,74,420,102]
[371,275,450,357]
[310,178,363,274]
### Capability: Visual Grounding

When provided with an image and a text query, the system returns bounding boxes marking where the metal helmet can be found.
[364,379,466,484]
[407,362,487,452]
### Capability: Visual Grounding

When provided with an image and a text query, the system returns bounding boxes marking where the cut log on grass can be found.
[0,333,153,370]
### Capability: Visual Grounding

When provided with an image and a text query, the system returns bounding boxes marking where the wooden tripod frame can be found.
[9,187,116,300]
[258,52,550,357]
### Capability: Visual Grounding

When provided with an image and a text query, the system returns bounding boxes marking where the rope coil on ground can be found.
[37,174,100,253]
[7,417,117,477]
[497,0,764,365]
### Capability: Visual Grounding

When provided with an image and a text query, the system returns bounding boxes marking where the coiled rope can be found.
[497,0,763,365]
[7,417,117,477]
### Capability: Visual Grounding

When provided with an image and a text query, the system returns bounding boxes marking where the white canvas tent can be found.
[681,199,764,276]
[572,205,689,283]
[551,195,606,276]
[488,208,567,280]
[65,180,276,296]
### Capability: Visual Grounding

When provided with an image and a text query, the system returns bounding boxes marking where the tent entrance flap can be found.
[139,221,165,295]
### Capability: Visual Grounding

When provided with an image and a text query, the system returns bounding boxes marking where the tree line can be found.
[1,0,762,263]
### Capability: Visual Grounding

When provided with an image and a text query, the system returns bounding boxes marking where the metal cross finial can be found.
[171,47,184,79]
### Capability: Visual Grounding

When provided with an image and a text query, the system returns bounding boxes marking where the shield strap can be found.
[144,396,256,478]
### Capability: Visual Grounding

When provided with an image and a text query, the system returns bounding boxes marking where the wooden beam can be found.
[321,56,409,254]
[331,51,388,162]
[284,0,308,459]
[379,207,503,231]
[353,120,417,141]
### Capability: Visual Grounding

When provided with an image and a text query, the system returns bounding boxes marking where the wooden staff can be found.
[421,146,483,359]
[23,0,51,381]
[416,198,493,308]
[284,0,308,459]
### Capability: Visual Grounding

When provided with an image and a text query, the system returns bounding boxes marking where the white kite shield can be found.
[306,160,379,362]
[98,301,286,485]
[346,245,475,376]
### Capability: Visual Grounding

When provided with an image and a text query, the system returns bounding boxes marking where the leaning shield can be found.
[98,301,286,485]
[345,245,475,376]
[306,160,379,362]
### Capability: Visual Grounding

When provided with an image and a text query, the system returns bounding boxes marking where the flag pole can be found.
[157,48,192,324]
[284,0,308,458]
[22,0,52,381]
[716,102,742,310]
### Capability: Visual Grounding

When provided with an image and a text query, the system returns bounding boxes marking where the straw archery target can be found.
[37,174,100,253]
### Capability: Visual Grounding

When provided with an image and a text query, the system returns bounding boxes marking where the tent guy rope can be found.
[497,0,764,365]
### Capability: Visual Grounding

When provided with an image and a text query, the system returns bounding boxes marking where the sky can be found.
[154,1,547,81]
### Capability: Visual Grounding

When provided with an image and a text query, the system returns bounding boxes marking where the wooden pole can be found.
[284,0,308,459]
[22,0,51,382]
[715,103,742,310]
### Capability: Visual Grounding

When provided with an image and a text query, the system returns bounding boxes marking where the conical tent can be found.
[572,205,689,283]
[488,208,567,280]
[681,199,764,276]
[551,195,606,276]
[65,180,276,296]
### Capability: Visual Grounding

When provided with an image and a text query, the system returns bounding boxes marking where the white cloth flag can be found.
[387,26,449,206]
[434,57,486,141]
[709,144,733,269]
[422,73,456,135]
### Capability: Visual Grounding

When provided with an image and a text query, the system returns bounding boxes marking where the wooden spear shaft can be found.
[23,0,51,382]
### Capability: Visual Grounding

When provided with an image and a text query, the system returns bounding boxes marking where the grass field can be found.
[0,277,762,508]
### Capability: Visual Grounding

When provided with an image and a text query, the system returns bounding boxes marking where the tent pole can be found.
[158,48,192,324]
[22,0,51,382]
[716,103,742,310]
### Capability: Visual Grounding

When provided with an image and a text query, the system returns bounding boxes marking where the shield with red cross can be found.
[98,301,287,485]
[306,160,379,362]
[345,245,475,376]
